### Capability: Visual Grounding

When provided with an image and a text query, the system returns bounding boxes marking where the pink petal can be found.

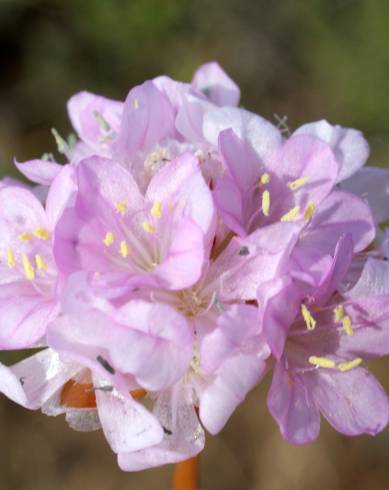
[294,120,369,182]
[200,354,266,434]
[267,363,320,444]
[15,159,63,186]
[191,61,240,106]
[305,368,389,436]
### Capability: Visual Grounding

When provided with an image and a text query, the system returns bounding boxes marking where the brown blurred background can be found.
[1,0,389,488]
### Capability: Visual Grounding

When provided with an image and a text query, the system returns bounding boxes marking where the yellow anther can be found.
[22,254,35,280]
[119,240,130,258]
[342,315,354,336]
[35,254,47,272]
[304,202,316,221]
[34,228,51,240]
[308,356,335,369]
[262,190,270,217]
[142,220,156,234]
[18,232,33,242]
[258,173,271,187]
[133,98,140,109]
[103,232,115,247]
[338,358,362,372]
[334,305,344,322]
[115,202,127,216]
[301,304,316,331]
[7,248,16,268]
[288,176,308,191]
[151,200,162,219]
[280,206,300,222]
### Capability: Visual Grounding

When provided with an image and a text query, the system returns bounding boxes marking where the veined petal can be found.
[305,368,389,436]
[95,386,163,454]
[118,384,205,471]
[267,363,320,444]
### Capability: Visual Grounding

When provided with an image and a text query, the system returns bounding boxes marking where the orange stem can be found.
[173,456,199,490]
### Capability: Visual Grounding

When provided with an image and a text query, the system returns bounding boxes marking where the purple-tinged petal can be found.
[46,164,77,229]
[153,75,190,111]
[257,275,302,359]
[311,233,353,305]
[200,304,260,373]
[0,186,48,234]
[266,134,339,210]
[67,91,122,149]
[48,301,193,392]
[118,384,205,470]
[209,221,301,302]
[346,258,389,298]
[267,363,320,444]
[146,153,215,237]
[76,157,144,220]
[175,91,214,143]
[203,106,281,160]
[95,387,163,453]
[192,62,240,106]
[0,283,59,349]
[340,167,389,224]
[305,368,389,436]
[116,81,175,160]
[200,354,267,434]
[292,191,375,285]
[218,128,261,193]
[15,159,63,186]
[294,120,369,182]
[154,217,205,290]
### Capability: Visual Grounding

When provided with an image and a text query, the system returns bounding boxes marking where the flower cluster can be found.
[2,62,389,470]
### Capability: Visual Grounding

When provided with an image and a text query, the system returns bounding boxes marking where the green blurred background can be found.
[1,0,389,489]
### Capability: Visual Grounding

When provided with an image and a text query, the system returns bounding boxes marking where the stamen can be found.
[119,240,130,258]
[288,176,308,191]
[280,206,300,222]
[258,173,271,187]
[308,356,335,369]
[304,202,316,221]
[18,232,33,242]
[22,254,35,280]
[334,305,344,322]
[151,200,162,219]
[34,228,51,240]
[115,202,128,216]
[262,190,270,216]
[133,98,140,110]
[342,315,354,336]
[142,220,156,234]
[35,254,47,272]
[338,358,362,372]
[103,232,115,247]
[301,304,316,330]
[7,248,16,268]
